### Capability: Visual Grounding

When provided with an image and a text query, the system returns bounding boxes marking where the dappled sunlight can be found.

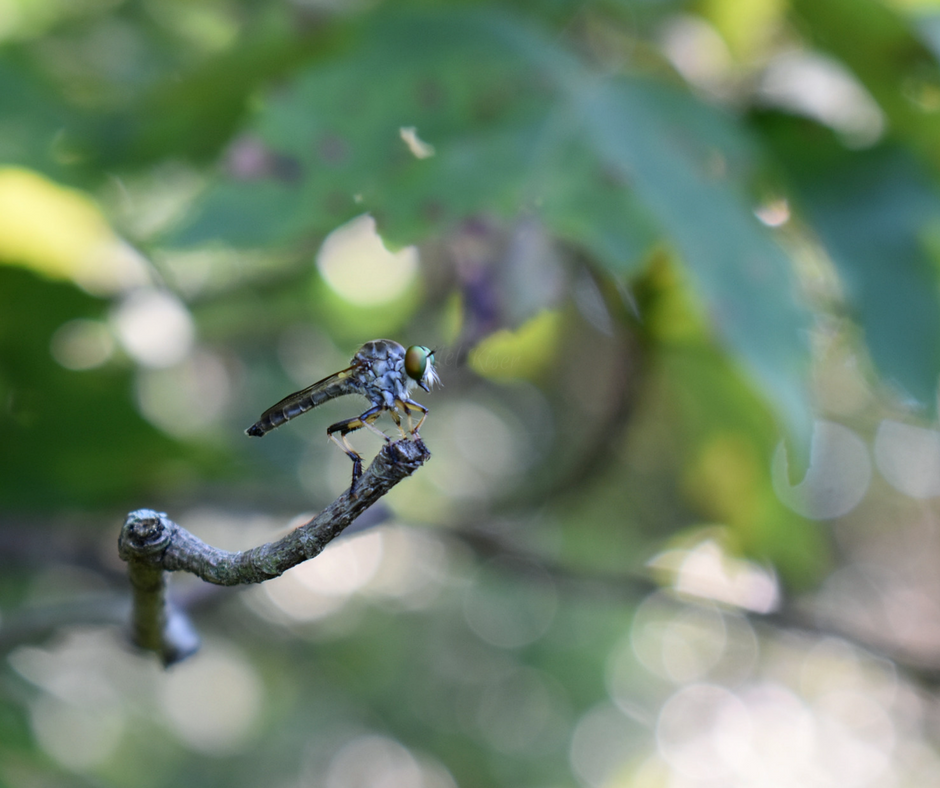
[254,525,450,625]
[9,631,147,772]
[772,420,872,520]
[874,419,940,498]
[399,126,436,159]
[658,14,735,98]
[423,398,535,502]
[629,597,731,684]
[293,529,384,597]
[656,683,754,782]
[28,685,125,771]
[134,348,233,437]
[649,540,779,613]
[8,1,940,787]
[159,642,263,755]
[754,197,791,228]
[49,318,115,370]
[322,734,456,788]
[9,628,266,766]
[257,570,346,623]
[259,531,384,623]
[317,214,419,307]
[593,599,939,788]
[758,51,886,148]
[451,402,521,478]
[813,563,940,659]
[570,701,648,787]
[22,650,126,771]
[112,288,195,369]
[363,525,451,606]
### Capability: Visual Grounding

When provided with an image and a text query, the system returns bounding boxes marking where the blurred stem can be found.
[117,439,431,666]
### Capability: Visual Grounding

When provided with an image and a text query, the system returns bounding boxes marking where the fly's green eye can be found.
[404,345,430,381]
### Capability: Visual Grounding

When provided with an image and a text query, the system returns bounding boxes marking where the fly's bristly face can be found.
[404,345,440,392]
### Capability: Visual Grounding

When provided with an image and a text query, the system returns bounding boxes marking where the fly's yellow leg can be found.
[362,413,392,442]
[399,398,429,436]
[327,405,386,491]
[387,407,408,439]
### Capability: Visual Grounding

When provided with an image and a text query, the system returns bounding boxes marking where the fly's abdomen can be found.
[245,400,309,436]
[246,374,354,437]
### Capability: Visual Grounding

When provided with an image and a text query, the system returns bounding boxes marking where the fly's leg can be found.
[361,414,392,443]
[399,399,429,438]
[326,429,363,489]
[327,405,385,493]
[387,407,408,439]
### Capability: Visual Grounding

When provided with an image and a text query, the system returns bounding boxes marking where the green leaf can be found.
[796,146,940,406]
[790,0,940,168]
[0,268,201,509]
[0,55,81,177]
[173,8,813,444]
[579,79,812,443]
[173,9,658,270]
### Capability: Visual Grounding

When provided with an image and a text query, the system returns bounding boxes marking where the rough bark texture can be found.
[118,438,430,665]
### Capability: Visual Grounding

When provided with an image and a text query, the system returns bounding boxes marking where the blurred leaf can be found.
[469,309,561,380]
[175,11,551,246]
[175,178,308,247]
[790,0,940,168]
[763,112,940,408]
[175,8,812,447]
[580,79,812,445]
[91,9,321,167]
[0,268,202,509]
[174,8,661,272]
[658,345,827,586]
[0,54,81,176]
[704,0,787,60]
[0,167,146,294]
[805,148,940,405]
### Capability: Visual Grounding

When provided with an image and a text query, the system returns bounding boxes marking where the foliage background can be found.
[3,0,940,785]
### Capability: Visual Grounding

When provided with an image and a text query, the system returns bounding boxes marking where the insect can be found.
[246,339,439,491]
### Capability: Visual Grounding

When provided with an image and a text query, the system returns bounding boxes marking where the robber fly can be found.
[246,339,439,491]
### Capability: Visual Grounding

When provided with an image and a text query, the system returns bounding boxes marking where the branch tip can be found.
[118,509,173,563]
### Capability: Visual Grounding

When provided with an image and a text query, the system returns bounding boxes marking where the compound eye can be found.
[404,345,430,381]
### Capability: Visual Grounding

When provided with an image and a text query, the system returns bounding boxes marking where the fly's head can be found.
[404,345,440,393]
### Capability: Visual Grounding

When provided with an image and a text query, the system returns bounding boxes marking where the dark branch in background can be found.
[117,439,431,666]
[0,597,130,658]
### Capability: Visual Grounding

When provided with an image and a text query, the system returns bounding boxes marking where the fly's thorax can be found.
[352,339,410,408]
[354,339,406,367]
[357,369,409,408]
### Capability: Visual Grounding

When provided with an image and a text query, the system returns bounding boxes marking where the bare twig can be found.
[117,438,431,665]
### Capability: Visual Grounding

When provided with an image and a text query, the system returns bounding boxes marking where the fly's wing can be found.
[246,366,357,437]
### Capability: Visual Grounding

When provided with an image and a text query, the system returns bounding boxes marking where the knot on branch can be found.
[118,509,173,564]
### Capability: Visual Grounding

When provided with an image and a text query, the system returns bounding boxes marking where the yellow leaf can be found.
[469,310,561,380]
[0,167,148,295]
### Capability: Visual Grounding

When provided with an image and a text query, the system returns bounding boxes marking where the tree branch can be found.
[117,438,431,665]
